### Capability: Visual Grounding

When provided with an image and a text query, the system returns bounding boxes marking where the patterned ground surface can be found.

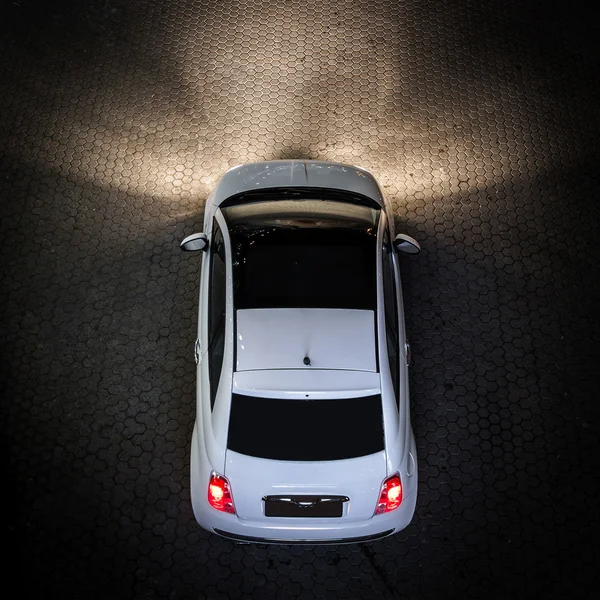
[1,1,599,598]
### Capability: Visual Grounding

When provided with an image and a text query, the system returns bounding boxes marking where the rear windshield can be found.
[227,394,384,461]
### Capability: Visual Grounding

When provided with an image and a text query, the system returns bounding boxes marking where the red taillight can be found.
[208,472,236,514]
[374,473,402,515]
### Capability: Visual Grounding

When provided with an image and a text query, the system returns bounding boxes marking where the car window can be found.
[228,394,384,461]
[382,227,400,406]
[223,198,379,310]
[228,227,377,310]
[208,218,226,410]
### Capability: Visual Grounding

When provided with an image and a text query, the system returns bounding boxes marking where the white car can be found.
[181,160,420,544]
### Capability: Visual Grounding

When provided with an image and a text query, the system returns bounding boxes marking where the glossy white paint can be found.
[194,210,234,477]
[394,233,421,255]
[225,450,387,521]
[180,232,208,252]
[208,160,385,211]
[191,425,418,543]
[236,308,377,372]
[233,370,381,399]
[187,161,418,543]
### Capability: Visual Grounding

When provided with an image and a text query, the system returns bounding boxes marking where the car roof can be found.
[210,160,386,208]
[235,308,378,373]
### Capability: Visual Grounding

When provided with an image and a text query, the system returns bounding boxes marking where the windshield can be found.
[222,199,380,310]
[222,198,378,230]
[227,393,384,461]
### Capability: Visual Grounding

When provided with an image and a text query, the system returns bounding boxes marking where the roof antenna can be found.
[303,356,311,366]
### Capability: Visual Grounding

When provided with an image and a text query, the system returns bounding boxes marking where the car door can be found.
[382,216,405,407]
[196,210,233,402]
[197,209,235,471]
[382,213,413,462]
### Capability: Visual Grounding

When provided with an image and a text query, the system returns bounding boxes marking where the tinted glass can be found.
[230,227,376,310]
[382,229,400,404]
[208,219,226,410]
[227,394,384,461]
[223,198,379,310]
[222,197,379,228]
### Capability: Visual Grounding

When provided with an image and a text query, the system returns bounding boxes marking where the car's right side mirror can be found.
[180,233,209,252]
[393,233,421,254]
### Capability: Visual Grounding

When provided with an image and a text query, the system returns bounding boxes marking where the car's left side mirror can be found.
[393,233,421,254]
[180,233,208,252]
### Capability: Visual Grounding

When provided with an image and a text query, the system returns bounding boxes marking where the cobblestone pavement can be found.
[1,1,598,598]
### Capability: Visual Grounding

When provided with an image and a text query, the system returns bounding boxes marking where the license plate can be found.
[263,495,349,518]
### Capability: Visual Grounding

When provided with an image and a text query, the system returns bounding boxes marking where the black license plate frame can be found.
[263,495,349,518]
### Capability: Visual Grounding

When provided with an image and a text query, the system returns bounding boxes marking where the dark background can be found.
[1,1,598,598]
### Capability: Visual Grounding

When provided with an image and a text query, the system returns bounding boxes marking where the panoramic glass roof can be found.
[222,198,379,310]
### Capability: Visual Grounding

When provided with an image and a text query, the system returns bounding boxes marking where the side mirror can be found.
[394,233,421,255]
[180,233,208,252]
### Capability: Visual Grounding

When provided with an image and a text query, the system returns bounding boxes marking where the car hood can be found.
[211,160,385,208]
[225,449,387,521]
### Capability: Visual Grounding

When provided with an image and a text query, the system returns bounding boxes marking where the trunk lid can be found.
[225,450,386,521]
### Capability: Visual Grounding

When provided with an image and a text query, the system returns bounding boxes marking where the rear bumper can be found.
[200,485,416,544]
[191,425,418,544]
[213,528,395,545]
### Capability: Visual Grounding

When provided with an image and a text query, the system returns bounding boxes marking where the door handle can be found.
[194,339,201,364]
